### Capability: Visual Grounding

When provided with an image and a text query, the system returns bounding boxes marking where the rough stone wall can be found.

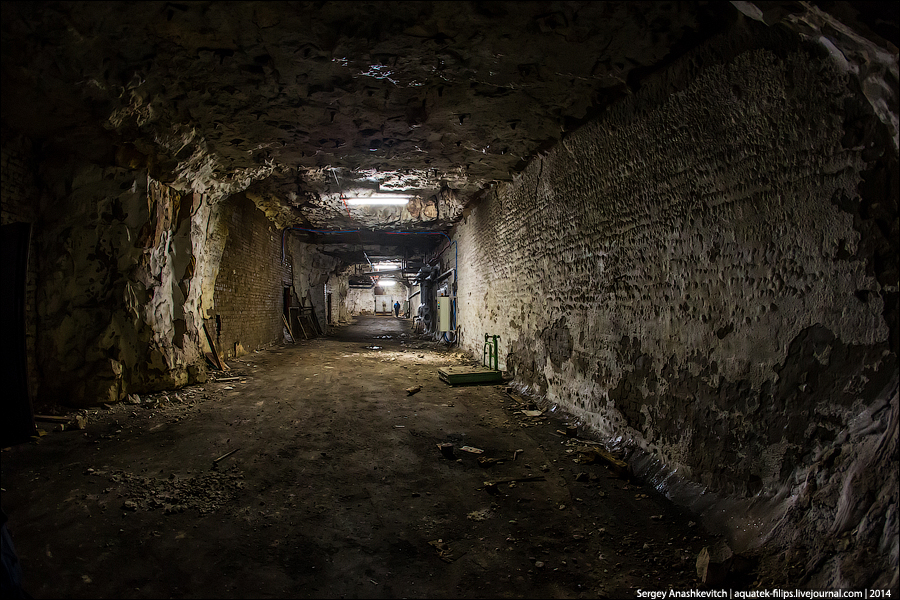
[287,238,341,332]
[1,132,39,224]
[374,289,406,315]
[25,156,300,405]
[453,29,898,586]
[325,274,353,325]
[211,194,292,359]
[1,130,41,403]
[346,286,375,315]
[409,285,422,323]
[32,163,217,406]
[345,285,410,316]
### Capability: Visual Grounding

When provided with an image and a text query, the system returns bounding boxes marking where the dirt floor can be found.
[2,315,727,599]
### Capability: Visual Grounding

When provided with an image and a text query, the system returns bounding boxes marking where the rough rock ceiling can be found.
[2,1,748,234]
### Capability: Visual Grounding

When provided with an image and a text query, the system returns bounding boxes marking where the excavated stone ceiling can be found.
[1,1,747,232]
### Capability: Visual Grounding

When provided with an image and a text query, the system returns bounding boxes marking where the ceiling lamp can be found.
[378,279,397,286]
[374,261,400,271]
[345,194,411,205]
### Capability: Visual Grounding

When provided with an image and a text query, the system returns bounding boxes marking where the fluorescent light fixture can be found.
[378,279,397,286]
[345,194,411,205]
[374,261,400,271]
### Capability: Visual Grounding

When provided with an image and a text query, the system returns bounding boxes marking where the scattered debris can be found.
[513,449,524,460]
[428,539,465,563]
[696,540,734,587]
[574,446,630,478]
[34,415,70,423]
[406,385,422,396]
[437,443,455,459]
[477,457,502,468]
[566,426,578,437]
[520,410,543,417]
[459,446,484,454]
[106,466,245,515]
[575,472,590,482]
[568,437,603,446]
[505,389,525,403]
[466,508,493,521]
[212,448,240,468]
[483,475,546,486]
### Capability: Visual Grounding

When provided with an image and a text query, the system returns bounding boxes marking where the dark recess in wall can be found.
[0,223,37,446]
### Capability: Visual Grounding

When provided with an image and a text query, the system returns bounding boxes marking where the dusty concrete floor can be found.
[2,316,724,598]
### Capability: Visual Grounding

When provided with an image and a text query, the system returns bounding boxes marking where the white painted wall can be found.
[345,283,410,316]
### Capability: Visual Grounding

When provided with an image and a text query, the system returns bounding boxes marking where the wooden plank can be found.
[574,446,631,478]
[34,415,71,423]
[306,309,322,336]
[298,308,316,338]
[289,308,307,339]
[213,448,239,464]
[305,315,318,337]
[202,323,223,370]
[296,316,309,339]
[303,293,324,335]
[438,365,503,385]
[281,314,295,343]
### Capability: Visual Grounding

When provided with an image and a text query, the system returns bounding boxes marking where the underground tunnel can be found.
[1,1,898,597]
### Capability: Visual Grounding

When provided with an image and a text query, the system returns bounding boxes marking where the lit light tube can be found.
[345,195,411,205]
[378,279,397,286]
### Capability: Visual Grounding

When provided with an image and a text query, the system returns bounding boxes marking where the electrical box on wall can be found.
[437,296,450,332]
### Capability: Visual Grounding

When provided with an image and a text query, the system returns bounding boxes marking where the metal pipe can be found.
[357,269,409,277]
[408,289,421,300]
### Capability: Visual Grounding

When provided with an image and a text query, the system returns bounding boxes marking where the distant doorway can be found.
[326,293,332,325]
